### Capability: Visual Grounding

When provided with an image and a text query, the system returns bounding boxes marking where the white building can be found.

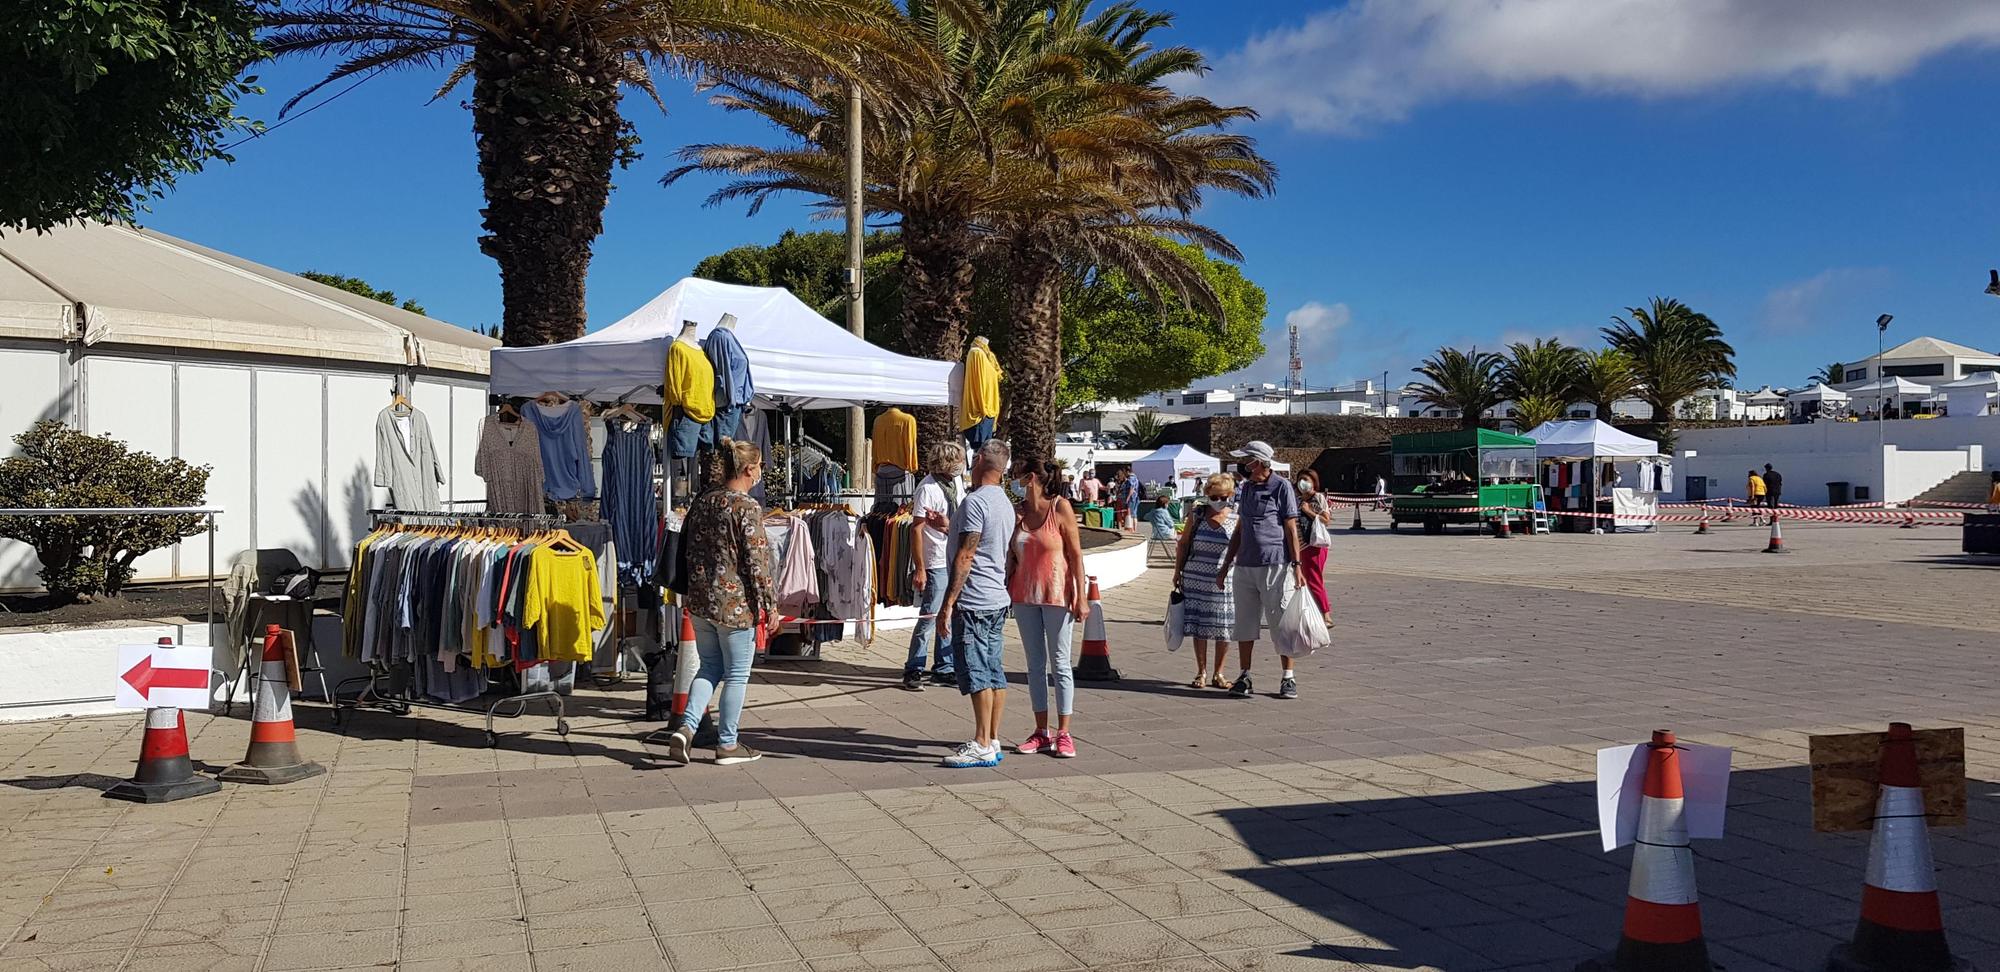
[1674,415,1996,505]
[1840,336,2000,385]
[1154,384,1292,418]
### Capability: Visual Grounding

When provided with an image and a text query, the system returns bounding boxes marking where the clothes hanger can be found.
[497,401,522,424]
[535,391,569,408]
[390,392,412,415]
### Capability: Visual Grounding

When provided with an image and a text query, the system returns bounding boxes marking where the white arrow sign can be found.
[113,643,212,710]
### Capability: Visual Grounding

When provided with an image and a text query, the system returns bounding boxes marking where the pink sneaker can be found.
[1015,731,1051,755]
[1053,731,1077,758]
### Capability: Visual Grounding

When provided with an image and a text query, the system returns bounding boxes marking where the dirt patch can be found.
[0,584,217,630]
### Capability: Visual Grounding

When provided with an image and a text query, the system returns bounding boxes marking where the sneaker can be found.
[943,740,1001,768]
[1228,673,1253,698]
[1016,731,1051,755]
[1278,678,1298,700]
[1053,731,1077,758]
[929,669,957,686]
[901,671,924,692]
[715,743,763,765]
[664,726,694,765]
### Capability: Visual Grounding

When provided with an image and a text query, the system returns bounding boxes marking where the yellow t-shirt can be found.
[872,408,918,471]
[1748,475,1766,497]
[520,545,606,663]
[960,344,1001,429]
[666,339,716,422]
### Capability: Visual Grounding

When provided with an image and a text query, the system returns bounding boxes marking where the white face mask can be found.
[1206,496,1230,510]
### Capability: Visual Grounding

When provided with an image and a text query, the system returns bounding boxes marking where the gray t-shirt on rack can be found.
[946,484,1016,613]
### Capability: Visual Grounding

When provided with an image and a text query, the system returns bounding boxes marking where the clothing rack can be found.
[329,509,575,746]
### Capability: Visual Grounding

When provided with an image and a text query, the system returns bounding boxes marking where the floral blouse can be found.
[684,488,777,630]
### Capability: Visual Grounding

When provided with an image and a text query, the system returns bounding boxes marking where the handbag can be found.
[1164,590,1186,652]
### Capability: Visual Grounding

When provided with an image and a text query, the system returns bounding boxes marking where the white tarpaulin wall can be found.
[1939,372,2000,417]
[1524,420,1662,459]
[490,278,957,408]
[1131,444,1220,497]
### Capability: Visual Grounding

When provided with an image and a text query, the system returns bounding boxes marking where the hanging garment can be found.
[703,327,754,441]
[872,408,918,472]
[375,405,444,510]
[526,400,595,501]
[738,408,771,502]
[665,339,716,422]
[765,513,820,616]
[601,419,657,586]
[475,415,545,514]
[960,342,1002,430]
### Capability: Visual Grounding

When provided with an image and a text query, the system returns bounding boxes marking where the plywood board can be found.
[1809,727,1965,833]
[277,628,303,694]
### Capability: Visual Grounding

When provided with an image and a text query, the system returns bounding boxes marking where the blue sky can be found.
[146,0,2000,392]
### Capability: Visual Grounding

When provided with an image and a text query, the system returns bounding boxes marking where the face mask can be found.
[1299,483,1315,495]
[1206,496,1230,509]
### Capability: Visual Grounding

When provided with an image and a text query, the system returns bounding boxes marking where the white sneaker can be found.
[943,740,1001,768]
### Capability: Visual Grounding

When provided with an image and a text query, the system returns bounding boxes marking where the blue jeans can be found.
[951,607,1009,695]
[667,410,703,458]
[678,616,755,747]
[905,567,952,675]
[963,416,995,451]
[1013,604,1074,716]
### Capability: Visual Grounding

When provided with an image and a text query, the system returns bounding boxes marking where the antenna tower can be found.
[1287,318,1303,395]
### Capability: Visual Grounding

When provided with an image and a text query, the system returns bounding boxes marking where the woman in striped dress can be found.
[1172,473,1238,689]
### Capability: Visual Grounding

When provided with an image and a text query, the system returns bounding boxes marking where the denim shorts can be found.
[667,412,703,458]
[951,606,1009,695]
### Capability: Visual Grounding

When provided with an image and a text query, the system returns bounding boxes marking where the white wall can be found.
[177,365,253,577]
[1674,416,2000,504]
[0,349,67,587]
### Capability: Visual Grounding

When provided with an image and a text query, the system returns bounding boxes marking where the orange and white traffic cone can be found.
[1492,513,1513,538]
[1693,508,1710,535]
[1578,730,1713,972]
[1826,723,1971,972]
[1900,512,1920,530]
[670,610,698,722]
[219,625,325,785]
[105,639,223,804]
[1764,514,1789,554]
[1348,503,1365,532]
[1072,576,1120,681]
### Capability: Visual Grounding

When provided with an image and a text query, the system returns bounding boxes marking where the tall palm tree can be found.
[1509,394,1571,432]
[1500,338,1582,415]
[1575,348,1640,422]
[1411,346,1503,431]
[1118,409,1167,449]
[264,0,933,346]
[1603,297,1736,439]
[1812,361,1846,385]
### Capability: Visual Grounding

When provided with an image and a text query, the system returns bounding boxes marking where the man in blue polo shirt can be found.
[1216,441,1307,700]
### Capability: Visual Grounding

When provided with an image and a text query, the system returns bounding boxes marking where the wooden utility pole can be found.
[845,84,869,483]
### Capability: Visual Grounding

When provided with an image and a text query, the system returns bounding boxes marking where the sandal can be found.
[1191,674,1209,689]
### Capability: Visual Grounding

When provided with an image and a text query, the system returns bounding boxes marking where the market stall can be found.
[1130,443,1221,498]
[1939,372,2000,418]
[1524,420,1667,531]
[1841,376,1935,419]
[1786,382,1851,422]
[1387,428,1541,533]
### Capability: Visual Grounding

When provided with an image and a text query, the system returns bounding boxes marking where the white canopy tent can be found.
[1787,383,1850,402]
[1131,444,1221,497]
[1938,372,2000,417]
[490,277,957,408]
[1522,420,1663,460]
[1841,376,1934,414]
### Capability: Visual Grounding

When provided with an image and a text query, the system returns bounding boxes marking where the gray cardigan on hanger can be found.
[375,405,444,510]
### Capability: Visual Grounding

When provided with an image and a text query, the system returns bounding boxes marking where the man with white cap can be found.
[1215,440,1306,699]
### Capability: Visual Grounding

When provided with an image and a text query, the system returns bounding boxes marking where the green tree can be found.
[692,229,904,340]
[0,421,211,603]
[1411,346,1504,431]
[1056,242,1265,410]
[1508,394,1571,432]
[1117,411,1168,449]
[1812,361,1846,385]
[2,0,264,231]
[1576,348,1640,422]
[1603,297,1737,442]
[299,270,428,315]
[1500,338,1582,409]
[265,0,935,348]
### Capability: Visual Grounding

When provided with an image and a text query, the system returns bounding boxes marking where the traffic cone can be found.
[1349,503,1365,531]
[1492,513,1513,538]
[1764,514,1790,554]
[1693,508,1710,535]
[1825,723,1971,972]
[670,610,698,722]
[1578,730,1712,972]
[1900,512,1920,530]
[1072,576,1120,681]
[1722,504,1736,523]
[218,625,325,785]
[105,639,222,804]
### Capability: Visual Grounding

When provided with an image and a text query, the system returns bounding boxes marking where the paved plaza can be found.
[0,518,1995,971]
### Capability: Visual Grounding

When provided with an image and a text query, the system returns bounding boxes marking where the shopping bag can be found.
[1308,514,1332,548]
[1274,589,1330,657]
[1164,590,1186,652]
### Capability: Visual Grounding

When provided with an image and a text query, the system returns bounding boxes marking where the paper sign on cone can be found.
[114,643,212,710]
[1596,741,1732,852]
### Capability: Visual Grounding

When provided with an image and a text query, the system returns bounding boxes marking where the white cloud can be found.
[1760,267,1893,332]
[1191,0,2000,133]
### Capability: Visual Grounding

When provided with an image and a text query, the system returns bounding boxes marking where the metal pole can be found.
[845,84,869,481]
[206,512,216,630]
[1878,322,1885,499]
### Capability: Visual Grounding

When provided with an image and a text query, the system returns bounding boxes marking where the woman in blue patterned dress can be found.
[1171,473,1238,689]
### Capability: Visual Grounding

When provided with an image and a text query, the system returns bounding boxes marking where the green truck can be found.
[1388,428,1543,534]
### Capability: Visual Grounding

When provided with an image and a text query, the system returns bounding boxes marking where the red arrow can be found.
[121,655,207,700]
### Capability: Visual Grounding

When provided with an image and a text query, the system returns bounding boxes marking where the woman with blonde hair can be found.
[664,438,775,765]
[1172,472,1238,688]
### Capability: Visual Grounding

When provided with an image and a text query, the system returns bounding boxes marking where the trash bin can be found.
[1827,481,1850,506]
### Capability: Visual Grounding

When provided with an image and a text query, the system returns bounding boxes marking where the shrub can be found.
[0,421,210,602]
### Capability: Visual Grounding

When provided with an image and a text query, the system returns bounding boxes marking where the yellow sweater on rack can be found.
[520,545,606,663]
[872,408,918,471]
[665,339,716,422]
[960,343,1001,430]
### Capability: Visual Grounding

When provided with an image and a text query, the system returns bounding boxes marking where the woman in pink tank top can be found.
[1007,457,1088,758]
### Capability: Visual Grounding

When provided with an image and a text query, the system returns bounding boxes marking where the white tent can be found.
[1131,443,1220,497]
[490,277,956,408]
[1939,372,2000,417]
[1522,420,1662,459]
[1841,375,1933,410]
[1787,383,1850,403]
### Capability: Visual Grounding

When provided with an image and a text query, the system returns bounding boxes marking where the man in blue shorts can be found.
[937,439,1017,768]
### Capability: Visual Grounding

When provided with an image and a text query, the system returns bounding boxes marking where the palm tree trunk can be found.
[1002,238,1062,463]
[472,37,622,347]
[898,210,976,455]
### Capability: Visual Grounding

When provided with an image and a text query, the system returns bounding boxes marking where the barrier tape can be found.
[1461,505,1964,525]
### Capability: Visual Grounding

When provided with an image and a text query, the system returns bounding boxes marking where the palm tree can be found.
[1812,361,1846,385]
[1575,348,1640,422]
[1500,338,1582,417]
[1118,410,1167,449]
[1411,347,1504,430]
[264,0,932,347]
[1603,297,1737,440]
[1509,393,1571,432]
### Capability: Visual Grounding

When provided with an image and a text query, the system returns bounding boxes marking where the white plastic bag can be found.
[1308,514,1332,548]
[1164,591,1186,652]
[1274,589,1330,657]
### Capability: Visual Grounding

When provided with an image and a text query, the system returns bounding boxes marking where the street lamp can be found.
[1876,313,1892,501]
[1986,270,2000,297]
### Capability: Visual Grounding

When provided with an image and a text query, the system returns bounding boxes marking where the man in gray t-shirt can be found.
[1218,440,1307,701]
[939,439,1018,768]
